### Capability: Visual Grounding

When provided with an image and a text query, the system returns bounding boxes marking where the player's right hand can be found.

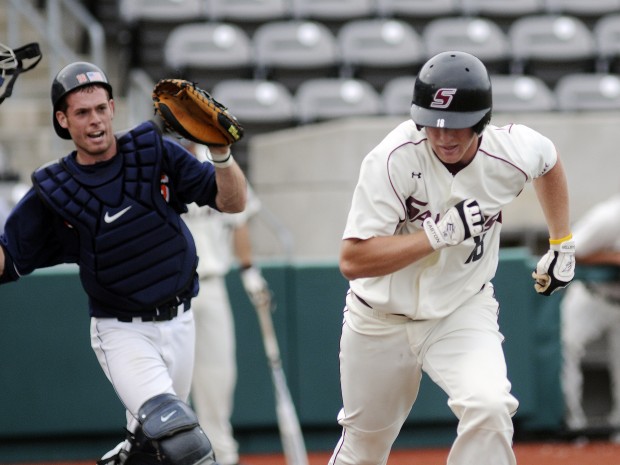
[241,266,272,310]
[423,198,484,249]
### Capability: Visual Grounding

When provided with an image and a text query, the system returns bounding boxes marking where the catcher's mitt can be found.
[152,79,243,146]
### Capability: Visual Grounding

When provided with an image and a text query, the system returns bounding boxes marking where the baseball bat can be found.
[253,298,309,465]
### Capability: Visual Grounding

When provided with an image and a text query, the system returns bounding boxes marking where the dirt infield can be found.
[15,440,620,465]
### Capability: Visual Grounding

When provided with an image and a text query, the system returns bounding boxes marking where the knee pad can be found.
[128,393,218,465]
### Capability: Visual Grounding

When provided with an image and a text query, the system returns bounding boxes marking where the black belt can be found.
[116,298,191,323]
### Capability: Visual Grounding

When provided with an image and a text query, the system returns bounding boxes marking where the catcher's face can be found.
[56,86,116,164]
[425,126,479,167]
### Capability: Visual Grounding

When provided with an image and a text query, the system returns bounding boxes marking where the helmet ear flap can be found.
[472,110,492,135]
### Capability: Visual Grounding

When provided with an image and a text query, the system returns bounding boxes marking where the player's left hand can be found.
[241,266,272,309]
[532,235,575,296]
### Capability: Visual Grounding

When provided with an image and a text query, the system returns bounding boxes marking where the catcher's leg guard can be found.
[128,393,218,465]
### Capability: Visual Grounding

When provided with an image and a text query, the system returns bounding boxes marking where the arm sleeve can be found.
[512,124,558,180]
[0,188,78,282]
[162,138,218,210]
[343,149,408,240]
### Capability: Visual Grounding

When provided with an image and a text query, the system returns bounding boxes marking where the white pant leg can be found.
[607,318,620,427]
[420,285,518,465]
[191,276,238,465]
[561,281,612,430]
[329,296,422,465]
[90,309,196,433]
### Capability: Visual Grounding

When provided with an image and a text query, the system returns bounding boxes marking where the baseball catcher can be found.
[0,41,42,105]
[152,79,244,147]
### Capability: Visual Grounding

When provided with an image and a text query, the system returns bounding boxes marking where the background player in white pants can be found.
[328,51,575,465]
[561,194,620,439]
[183,141,271,465]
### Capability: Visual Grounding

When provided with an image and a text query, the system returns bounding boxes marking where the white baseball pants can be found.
[191,275,239,465]
[561,280,620,430]
[329,284,519,465]
[90,307,196,435]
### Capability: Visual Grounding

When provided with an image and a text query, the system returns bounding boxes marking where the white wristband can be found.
[208,148,234,168]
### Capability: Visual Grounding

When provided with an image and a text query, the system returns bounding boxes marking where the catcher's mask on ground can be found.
[410,51,492,135]
[51,61,113,139]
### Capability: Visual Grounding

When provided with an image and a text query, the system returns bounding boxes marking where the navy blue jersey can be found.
[0,122,219,317]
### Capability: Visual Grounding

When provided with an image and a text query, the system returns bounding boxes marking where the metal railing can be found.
[7,0,105,82]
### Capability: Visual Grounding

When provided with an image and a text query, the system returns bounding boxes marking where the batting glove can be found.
[532,234,576,296]
[423,198,484,250]
[240,266,272,309]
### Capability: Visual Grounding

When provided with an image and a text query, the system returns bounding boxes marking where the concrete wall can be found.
[248,112,620,260]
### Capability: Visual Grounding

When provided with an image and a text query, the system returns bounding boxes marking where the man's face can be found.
[425,126,479,166]
[55,86,116,164]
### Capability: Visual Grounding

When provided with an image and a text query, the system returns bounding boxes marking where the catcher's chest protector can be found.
[32,122,197,314]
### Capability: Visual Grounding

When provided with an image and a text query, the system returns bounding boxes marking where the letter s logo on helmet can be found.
[430,88,457,109]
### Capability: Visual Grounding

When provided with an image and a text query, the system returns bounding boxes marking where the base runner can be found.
[328,51,575,465]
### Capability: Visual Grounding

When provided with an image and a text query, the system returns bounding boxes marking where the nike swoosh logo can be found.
[104,206,132,224]
[161,410,177,422]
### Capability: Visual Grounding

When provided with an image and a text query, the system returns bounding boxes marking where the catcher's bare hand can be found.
[152,79,243,146]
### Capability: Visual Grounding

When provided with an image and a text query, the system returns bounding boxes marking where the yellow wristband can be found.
[549,233,573,245]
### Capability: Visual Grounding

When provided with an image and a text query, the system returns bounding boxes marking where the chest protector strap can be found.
[31,121,197,316]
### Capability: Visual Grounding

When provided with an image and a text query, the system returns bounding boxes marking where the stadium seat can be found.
[291,0,375,32]
[422,17,512,75]
[375,0,459,29]
[120,0,206,22]
[460,0,544,16]
[163,22,254,91]
[337,19,425,92]
[205,0,291,34]
[118,0,208,83]
[381,76,416,116]
[544,0,620,26]
[594,14,620,74]
[460,0,545,31]
[508,15,597,89]
[295,78,382,124]
[211,79,297,130]
[253,20,341,93]
[210,79,297,172]
[555,73,620,111]
[491,75,557,112]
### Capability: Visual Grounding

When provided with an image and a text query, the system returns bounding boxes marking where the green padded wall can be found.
[0,248,570,460]
[0,265,124,438]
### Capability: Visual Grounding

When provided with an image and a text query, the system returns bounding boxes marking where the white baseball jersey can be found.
[572,193,620,301]
[182,147,261,277]
[574,194,620,254]
[343,120,557,319]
